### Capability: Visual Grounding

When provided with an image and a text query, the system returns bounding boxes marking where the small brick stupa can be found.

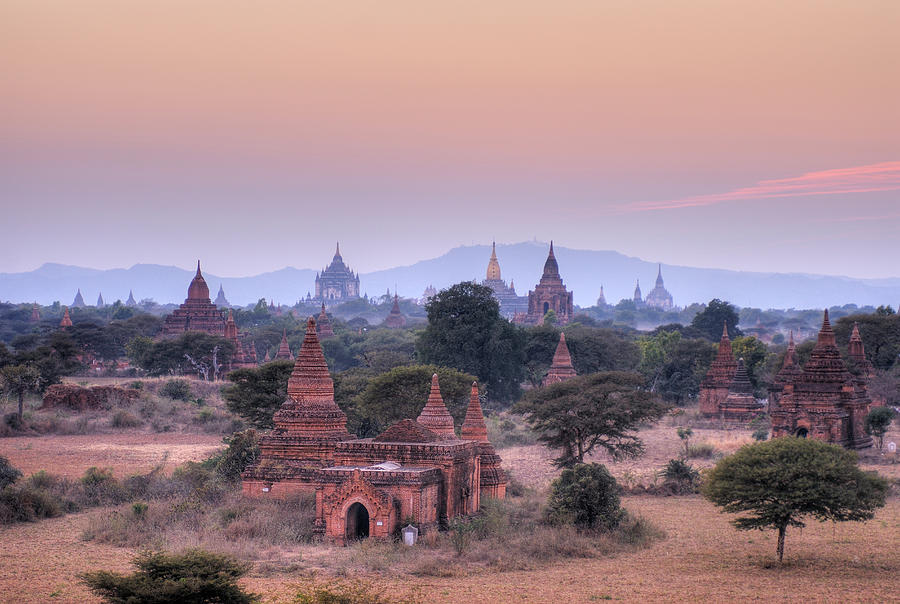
[383,294,407,328]
[847,323,875,381]
[770,311,872,449]
[224,310,255,370]
[517,242,574,326]
[59,307,73,328]
[542,332,578,386]
[30,304,40,322]
[699,322,738,416]
[273,329,294,360]
[718,358,764,420]
[243,318,506,544]
[161,261,226,336]
[769,331,802,411]
[316,303,335,339]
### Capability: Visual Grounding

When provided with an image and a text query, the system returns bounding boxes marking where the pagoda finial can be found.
[196,260,201,276]
[416,373,456,438]
[722,320,729,340]
[461,381,489,443]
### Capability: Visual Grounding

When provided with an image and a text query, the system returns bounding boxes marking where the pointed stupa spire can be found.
[59,306,73,327]
[486,241,502,281]
[541,240,560,279]
[274,328,294,360]
[847,321,874,378]
[543,332,578,385]
[126,290,136,306]
[72,289,86,307]
[655,264,664,287]
[187,260,210,301]
[96,292,104,307]
[416,374,456,438]
[717,321,734,361]
[334,241,342,261]
[316,302,335,338]
[285,318,334,405]
[263,349,271,362]
[817,309,836,348]
[461,381,489,443]
[775,330,801,385]
[729,358,753,394]
[633,279,642,302]
[30,303,40,322]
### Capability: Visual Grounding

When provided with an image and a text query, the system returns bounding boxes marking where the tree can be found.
[703,437,888,562]
[865,406,896,450]
[0,455,22,489]
[222,360,294,429]
[417,282,525,404]
[80,549,258,603]
[546,463,623,530]
[352,365,477,436]
[691,299,742,341]
[0,364,41,421]
[516,371,668,467]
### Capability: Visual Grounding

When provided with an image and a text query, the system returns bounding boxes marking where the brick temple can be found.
[542,332,577,386]
[515,242,574,326]
[316,303,335,339]
[161,261,226,336]
[242,318,506,544]
[717,358,764,420]
[383,293,407,328]
[315,243,360,303]
[481,242,527,318]
[770,311,872,449]
[699,323,738,417]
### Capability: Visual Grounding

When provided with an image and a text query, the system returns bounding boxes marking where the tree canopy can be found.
[416,282,525,404]
[703,437,888,562]
[516,371,668,467]
[691,299,742,341]
[221,360,294,429]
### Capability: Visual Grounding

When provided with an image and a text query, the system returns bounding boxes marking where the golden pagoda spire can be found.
[486,241,502,281]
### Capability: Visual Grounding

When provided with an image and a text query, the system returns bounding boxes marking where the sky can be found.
[2,1,899,279]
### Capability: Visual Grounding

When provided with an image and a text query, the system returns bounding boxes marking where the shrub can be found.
[0,456,22,489]
[80,549,258,604]
[80,467,128,506]
[4,412,23,431]
[865,406,896,450]
[160,379,192,401]
[0,485,64,523]
[111,410,142,428]
[128,381,144,390]
[660,458,699,494]
[685,442,717,459]
[295,580,415,604]
[752,427,769,441]
[208,430,260,483]
[546,463,623,531]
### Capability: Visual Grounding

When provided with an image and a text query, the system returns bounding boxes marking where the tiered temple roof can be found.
[161,262,226,337]
[59,307,73,328]
[315,242,360,302]
[30,304,40,322]
[633,280,642,305]
[72,289,86,308]
[542,332,578,386]
[847,322,875,380]
[274,329,294,360]
[214,284,230,307]
[126,290,137,306]
[719,358,764,419]
[517,242,574,325]
[481,242,527,318]
[383,294,407,328]
[644,265,674,311]
[316,303,335,339]
[461,381,507,498]
[96,292,105,307]
[416,374,457,438]
[771,310,872,449]
[699,322,738,416]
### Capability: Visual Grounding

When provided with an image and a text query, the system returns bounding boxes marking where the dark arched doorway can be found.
[346,502,370,541]
[543,302,550,314]
[795,427,808,438]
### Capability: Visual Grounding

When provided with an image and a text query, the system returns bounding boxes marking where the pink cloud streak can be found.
[618,161,900,213]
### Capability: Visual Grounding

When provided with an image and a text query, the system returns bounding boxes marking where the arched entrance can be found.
[543,302,550,314]
[795,427,808,438]
[345,502,370,541]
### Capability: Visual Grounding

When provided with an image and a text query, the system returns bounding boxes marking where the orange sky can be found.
[1,1,899,277]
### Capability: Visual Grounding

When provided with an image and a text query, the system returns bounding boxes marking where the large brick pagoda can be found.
[161,261,226,337]
[242,318,506,544]
[315,243,360,303]
[770,311,872,449]
[516,242,574,326]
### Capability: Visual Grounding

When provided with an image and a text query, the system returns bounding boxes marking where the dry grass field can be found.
[0,421,898,603]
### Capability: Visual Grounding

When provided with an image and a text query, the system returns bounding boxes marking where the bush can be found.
[0,485,64,523]
[160,379,192,401]
[111,410,142,428]
[685,442,717,459]
[80,549,258,604]
[80,467,128,506]
[660,458,699,494]
[4,412,23,431]
[128,381,144,390]
[0,456,22,489]
[546,463,623,531]
[865,406,897,450]
[208,430,260,483]
[752,427,769,441]
[295,580,414,604]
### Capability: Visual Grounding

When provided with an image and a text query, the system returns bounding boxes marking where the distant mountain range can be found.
[2,242,899,310]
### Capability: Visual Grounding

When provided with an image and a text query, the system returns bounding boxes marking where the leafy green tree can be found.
[127,332,234,378]
[0,455,22,489]
[516,372,668,467]
[207,430,260,482]
[834,313,900,370]
[865,406,896,450]
[222,360,294,429]
[639,334,715,404]
[703,437,888,562]
[80,549,258,603]
[542,309,557,327]
[0,364,41,421]
[352,365,476,436]
[691,299,742,341]
[546,463,623,530]
[417,282,525,404]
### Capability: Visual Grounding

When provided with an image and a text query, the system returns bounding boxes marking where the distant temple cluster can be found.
[242,318,506,544]
[315,243,360,303]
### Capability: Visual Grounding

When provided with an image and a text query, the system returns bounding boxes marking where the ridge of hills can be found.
[2,242,898,309]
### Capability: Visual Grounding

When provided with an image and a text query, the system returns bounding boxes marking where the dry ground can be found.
[1,423,898,603]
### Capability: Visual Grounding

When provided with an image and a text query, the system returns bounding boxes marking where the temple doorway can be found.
[795,427,808,438]
[346,502,370,541]
[543,302,550,314]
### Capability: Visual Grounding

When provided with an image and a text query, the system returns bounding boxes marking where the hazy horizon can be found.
[2,2,898,278]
